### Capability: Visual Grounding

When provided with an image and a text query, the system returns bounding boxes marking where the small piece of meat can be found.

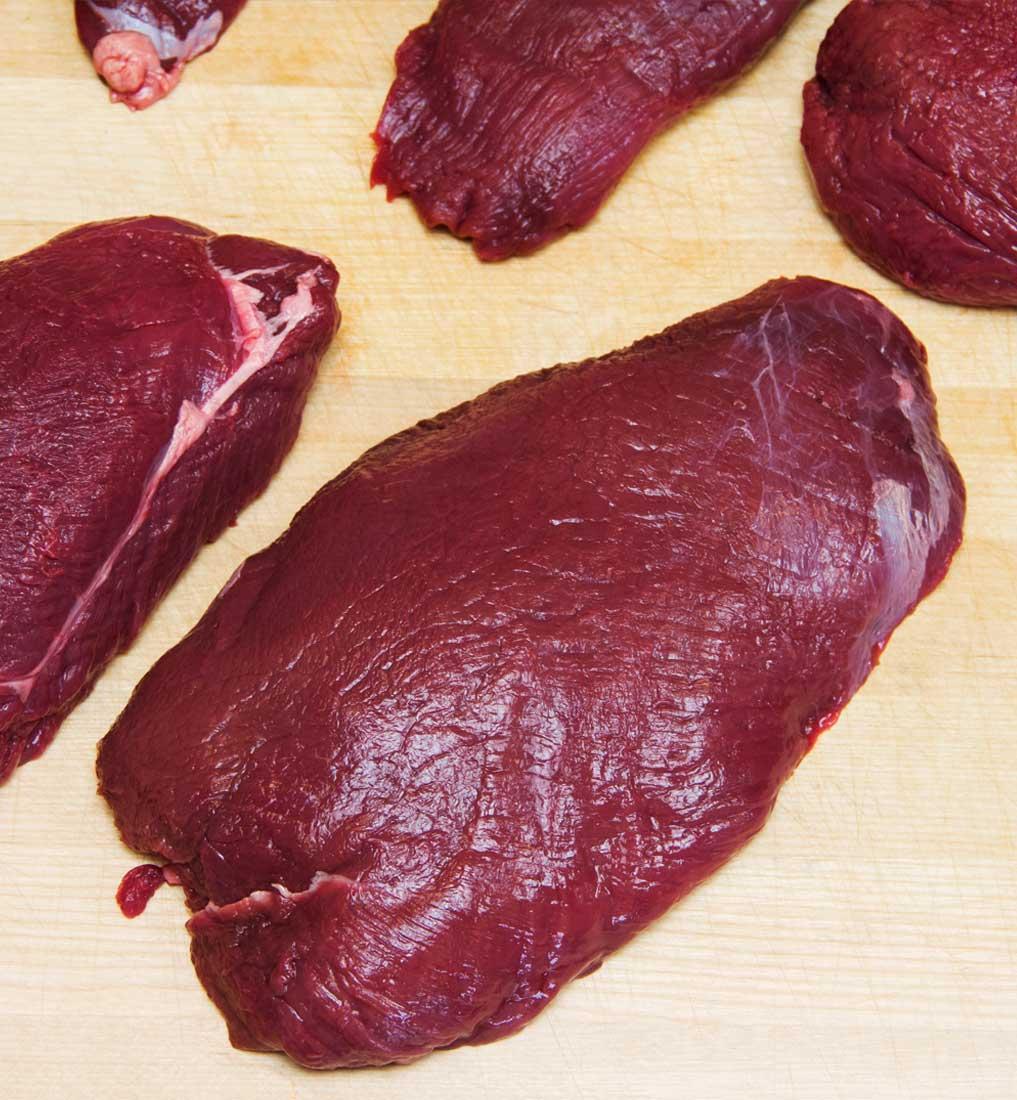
[98,277,963,1069]
[0,217,340,783]
[373,0,808,260]
[76,1,248,109]
[801,0,1017,306]
[116,863,169,918]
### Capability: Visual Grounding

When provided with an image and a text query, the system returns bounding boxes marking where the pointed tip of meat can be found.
[91,31,183,110]
[75,1,249,109]
[373,0,808,260]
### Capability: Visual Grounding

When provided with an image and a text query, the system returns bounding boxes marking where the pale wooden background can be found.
[0,2,1014,1097]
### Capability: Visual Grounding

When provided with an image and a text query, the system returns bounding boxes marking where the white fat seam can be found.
[215,264,290,282]
[87,2,223,60]
[197,871,361,919]
[276,871,361,900]
[870,370,953,639]
[0,268,322,705]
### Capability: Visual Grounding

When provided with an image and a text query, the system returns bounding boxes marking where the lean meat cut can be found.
[99,277,963,1068]
[0,216,339,782]
[373,0,807,260]
[802,0,1017,306]
[76,1,248,109]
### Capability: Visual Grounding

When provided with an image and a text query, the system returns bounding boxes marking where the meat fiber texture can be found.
[0,216,339,783]
[76,0,248,109]
[373,0,808,260]
[98,277,964,1069]
[802,0,1017,307]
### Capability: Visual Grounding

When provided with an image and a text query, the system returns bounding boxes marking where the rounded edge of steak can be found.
[801,0,1017,307]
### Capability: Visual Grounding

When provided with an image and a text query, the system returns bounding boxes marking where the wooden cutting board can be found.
[0,2,1014,1097]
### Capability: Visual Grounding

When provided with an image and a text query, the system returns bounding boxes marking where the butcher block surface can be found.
[0,2,1013,1097]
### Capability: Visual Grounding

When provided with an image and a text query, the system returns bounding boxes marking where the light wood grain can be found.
[0,2,1014,1097]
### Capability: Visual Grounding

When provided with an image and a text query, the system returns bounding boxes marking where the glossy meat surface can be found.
[0,217,339,782]
[802,0,1017,306]
[99,278,964,1068]
[76,1,248,108]
[373,0,807,260]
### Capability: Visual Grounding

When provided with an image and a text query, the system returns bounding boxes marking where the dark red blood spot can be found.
[116,863,167,918]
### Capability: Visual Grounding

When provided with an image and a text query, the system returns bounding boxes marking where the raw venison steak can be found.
[0,216,339,782]
[98,277,964,1068]
[76,1,248,109]
[802,0,1017,306]
[373,0,807,260]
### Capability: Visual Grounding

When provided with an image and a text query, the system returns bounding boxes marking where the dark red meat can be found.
[373,0,807,260]
[98,277,964,1069]
[802,0,1017,306]
[76,1,248,109]
[0,216,339,782]
[116,863,170,918]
